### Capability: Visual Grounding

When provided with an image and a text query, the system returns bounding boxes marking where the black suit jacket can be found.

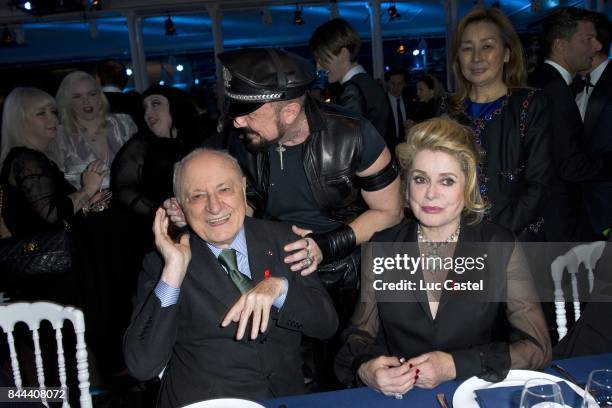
[124,217,338,407]
[105,91,145,132]
[446,88,553,240]
[529,64,612,241]
[582,62,612,236]
[387,92,409,144]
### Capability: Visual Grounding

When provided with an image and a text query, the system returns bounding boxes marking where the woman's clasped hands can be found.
[358,351,456,397]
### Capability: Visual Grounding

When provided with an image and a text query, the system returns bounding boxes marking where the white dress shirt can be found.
[545,59,574,85]
[101,85,123,93]
[340,64,366,84]
[575,59,609,121]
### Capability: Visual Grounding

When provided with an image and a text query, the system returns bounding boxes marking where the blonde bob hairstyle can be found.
[55,70,110,136]
[396,117,488,225]
[0,87,56,169]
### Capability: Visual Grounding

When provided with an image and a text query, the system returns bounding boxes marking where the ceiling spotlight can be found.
[176,64,184,72]
[159,80,165,85]
[1,27,14,45]
[24,1,32,10]
[387,4,401,21]
[293,4,305,25]
[90,0,102,11]
[126,68,133,76]
[412,49,420,56]
[165,15,177,36]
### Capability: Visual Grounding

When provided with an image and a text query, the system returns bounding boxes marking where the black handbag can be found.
[0,185,73,277]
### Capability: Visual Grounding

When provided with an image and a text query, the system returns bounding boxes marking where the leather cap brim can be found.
[224,98,265,118]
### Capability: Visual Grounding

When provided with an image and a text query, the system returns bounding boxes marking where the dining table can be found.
[260,353,612,408]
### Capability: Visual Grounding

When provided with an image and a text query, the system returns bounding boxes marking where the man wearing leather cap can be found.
[166,48,401,298]
[218,47,402,296]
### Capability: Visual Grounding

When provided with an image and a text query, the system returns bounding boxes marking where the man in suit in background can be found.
[95,59,145,131]
[529,7,612,242]
[124,148,338,407]
[576,12,612,239]
[385,70,409,149]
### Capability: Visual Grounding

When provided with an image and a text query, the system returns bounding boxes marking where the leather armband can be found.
[357,159,399,192]
[307,224,357,263]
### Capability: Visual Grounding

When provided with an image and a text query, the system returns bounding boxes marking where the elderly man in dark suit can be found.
[529,7,612,242]
[577,12,612,239]
[124,148,338,407]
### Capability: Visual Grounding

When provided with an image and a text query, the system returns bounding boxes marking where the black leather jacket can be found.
[339,73,392,147]
[238,95,376,222]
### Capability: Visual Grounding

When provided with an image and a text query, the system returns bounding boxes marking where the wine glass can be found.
[520,378,565,408]
[583,369,612,408]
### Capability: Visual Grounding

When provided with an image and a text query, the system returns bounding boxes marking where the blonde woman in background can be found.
[50,70,136,192]
[50,71,136,384]
[0,87,103,302]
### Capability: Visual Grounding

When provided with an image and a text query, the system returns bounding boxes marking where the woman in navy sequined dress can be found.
[440,8,553,241]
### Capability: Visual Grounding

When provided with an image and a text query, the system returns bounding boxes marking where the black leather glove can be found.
[307,225,357,263]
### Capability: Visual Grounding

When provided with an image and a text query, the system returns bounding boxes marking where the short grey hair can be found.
[173,148,243,203]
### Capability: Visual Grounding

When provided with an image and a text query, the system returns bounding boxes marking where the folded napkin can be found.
[474,380,583,408]
[550,355,612,385]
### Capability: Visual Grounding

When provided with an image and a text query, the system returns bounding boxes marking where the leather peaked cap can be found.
[218,48,316,117]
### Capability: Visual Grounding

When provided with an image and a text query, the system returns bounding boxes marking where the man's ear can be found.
[280,102,302,125]
[241,176,250,213]
[339,47,351,62]
[552,38,565,57]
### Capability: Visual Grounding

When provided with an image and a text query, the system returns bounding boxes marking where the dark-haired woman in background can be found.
[109,86,203,379]
[112,85,202,221]
[409,74,444,124]
[440,7,552,241]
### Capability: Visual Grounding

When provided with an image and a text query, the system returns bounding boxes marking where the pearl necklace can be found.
[417,224,460,258]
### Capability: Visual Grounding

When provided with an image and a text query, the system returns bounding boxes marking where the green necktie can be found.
[218,249,252,294]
